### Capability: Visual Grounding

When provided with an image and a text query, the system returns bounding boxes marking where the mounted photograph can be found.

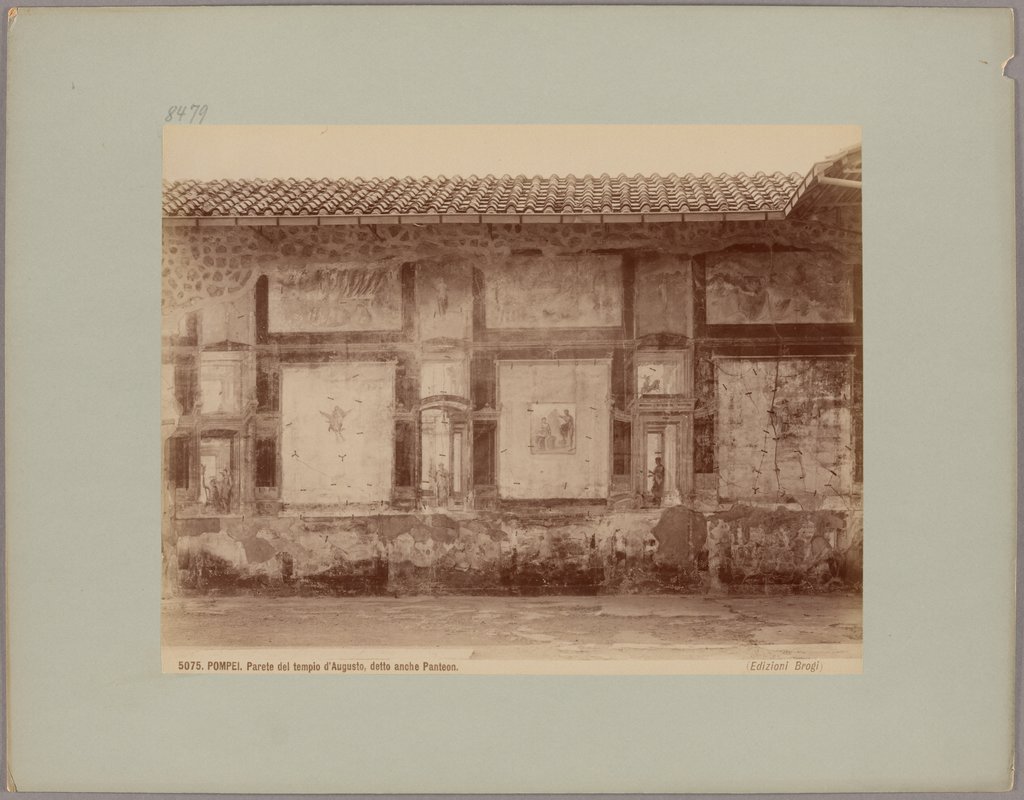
[160,125,863,674]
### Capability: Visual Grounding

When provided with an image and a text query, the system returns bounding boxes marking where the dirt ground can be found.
[162,593,861,661]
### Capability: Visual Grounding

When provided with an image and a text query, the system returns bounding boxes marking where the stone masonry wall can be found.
[164,505,861,597]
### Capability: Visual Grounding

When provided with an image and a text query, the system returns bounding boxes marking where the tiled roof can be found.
[163,172,805,219]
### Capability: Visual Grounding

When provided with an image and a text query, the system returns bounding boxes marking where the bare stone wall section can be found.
[166,505,860,597]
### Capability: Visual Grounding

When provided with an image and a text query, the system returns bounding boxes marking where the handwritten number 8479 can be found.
[166,105,208,124]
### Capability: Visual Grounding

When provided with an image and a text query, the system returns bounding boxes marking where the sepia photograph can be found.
[7,4,1017,791]
[160,125,863,674]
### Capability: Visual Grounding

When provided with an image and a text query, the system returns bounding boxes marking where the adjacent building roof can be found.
[163,146,860,225]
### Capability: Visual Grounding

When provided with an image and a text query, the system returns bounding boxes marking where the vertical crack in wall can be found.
[767,358,783,499]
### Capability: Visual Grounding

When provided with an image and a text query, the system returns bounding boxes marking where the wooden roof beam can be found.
[819,176,862,190]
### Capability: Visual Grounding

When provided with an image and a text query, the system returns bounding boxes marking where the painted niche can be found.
[636,359,686,397]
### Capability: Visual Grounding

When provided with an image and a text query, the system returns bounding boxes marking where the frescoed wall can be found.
[715,357,854,503]
[420,360,468,399]
[529,404,577,454]
[635,256,692,336]
[162,212,862,596]
[497,361,610,499]
[268,264,402,332]
[201,294,253,345]
[416,262,472,340]
[199,352,244,415]
[705,251,855,324]
[199,436,234,513]
[483,256,622,328]
[280,362,395,505]
[636,359,686,396]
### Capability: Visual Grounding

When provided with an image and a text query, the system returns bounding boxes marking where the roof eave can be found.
[164,210,788,226]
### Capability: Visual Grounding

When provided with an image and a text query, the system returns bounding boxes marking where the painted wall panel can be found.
[635,256,692,336]
[268,264,402,332]
[420,360,468,399]
[706,251,855,324]
[416,262,472,340]
[636,357,686,396]
[199,352,243,414]
[497,361,610,499]
[201,294,252,345]
[484,255,622,329]
[280,362,395,505]
[716,357,854,502]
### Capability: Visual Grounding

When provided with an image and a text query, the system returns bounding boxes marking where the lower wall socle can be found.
[166,505,862,597]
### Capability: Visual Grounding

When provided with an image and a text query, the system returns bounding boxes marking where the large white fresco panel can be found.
[280,362,395,505]
[497,361,610,499]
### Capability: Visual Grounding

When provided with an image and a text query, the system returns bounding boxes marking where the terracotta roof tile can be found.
[163,171,805,218]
